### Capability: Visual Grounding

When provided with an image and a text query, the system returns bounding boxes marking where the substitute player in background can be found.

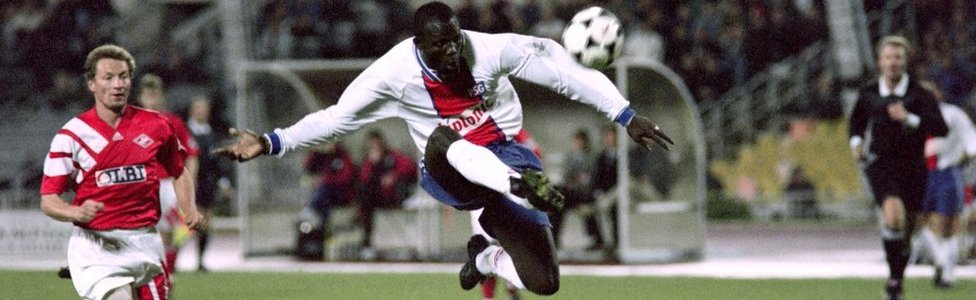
[848,36,947,300]
[917,80,976,288]
[137,74,200,277]
[214,1,672,296]
[40,44,206,300]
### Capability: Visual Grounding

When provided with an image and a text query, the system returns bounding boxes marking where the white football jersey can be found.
[267,30,633,155]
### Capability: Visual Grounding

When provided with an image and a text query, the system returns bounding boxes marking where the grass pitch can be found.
[1,270,970,299]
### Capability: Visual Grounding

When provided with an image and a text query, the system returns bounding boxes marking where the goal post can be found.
[613,58,707,263]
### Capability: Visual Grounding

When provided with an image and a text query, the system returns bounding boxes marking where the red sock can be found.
[165,247,179,274]
[481,276,496,299]
[137,266,171,299]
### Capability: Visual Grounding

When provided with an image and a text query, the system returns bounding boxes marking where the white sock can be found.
[445,140,519,194]
[944,235,959,282]
[921,227,942,266]
[445,140,536,209]
[475,245,525,289]
[910,234,926,263]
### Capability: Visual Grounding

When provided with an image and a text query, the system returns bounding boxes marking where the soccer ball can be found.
[561,6,625,69]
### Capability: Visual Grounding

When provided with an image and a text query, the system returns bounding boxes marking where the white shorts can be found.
[155,178,179,232]
[67,226,165,300]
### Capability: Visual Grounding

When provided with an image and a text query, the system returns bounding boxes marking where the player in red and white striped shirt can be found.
[39,44,205,300]
[137,74,201,280]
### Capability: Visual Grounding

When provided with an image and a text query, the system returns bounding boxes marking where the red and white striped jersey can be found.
[159,111,199,178]
[41,106,188,230]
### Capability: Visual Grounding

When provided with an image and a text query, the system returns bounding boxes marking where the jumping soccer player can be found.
[214,1,671,295]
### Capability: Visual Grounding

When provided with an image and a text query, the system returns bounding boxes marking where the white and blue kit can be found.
[924,102,976,216]
[263,30,636,226]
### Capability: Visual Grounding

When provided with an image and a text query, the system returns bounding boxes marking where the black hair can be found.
[414,1,455,36]
[574,129,591,152]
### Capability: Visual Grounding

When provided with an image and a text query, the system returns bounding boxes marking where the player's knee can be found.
[522,257,560,296]
[427,126,462,154]
[525,272,560,295]
[424,126,461,178]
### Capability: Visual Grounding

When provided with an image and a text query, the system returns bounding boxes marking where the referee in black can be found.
[848,35,948,300]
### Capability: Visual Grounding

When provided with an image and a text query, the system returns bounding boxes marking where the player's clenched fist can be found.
[626,115,674,151]
[212,128,267,162]
[76,200,104,223]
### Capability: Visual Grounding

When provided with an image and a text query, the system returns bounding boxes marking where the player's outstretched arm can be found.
[212,128,268,162]
[626,115,674,151]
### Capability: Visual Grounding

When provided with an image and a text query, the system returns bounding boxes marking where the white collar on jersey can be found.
[414,47,442,82]
[879,73,909,97]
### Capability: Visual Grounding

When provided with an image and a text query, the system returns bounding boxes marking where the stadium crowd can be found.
[1,0,972,122]
[249,0,830,112]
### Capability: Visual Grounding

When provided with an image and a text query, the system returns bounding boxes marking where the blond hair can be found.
[875,35,912,58]
[139,74,164,94]
[84,44,136,80]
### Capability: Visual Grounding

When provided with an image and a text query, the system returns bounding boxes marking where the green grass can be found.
[2,270,971,299]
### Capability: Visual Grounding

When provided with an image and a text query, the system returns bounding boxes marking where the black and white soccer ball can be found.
[561,6,625,69]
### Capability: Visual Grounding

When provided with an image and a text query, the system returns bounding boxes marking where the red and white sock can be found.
[475,245,525,290]
[480,275,496,300]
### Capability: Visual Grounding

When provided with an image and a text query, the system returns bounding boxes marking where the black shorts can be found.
[865,161,926,212]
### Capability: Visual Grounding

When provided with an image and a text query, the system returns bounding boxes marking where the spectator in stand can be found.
[809,71,844,119]
[555,0,588,25]
[42,69,85,113]
[516,0,541,34]
[350,0,392,57]
[593,125,620,252]
[783,166,819,219]
[662,2,693,67]
[288,0,324,58]
[549,129,605,251]
[482,0,513,34]
[456,0,482,31]
[302,141,357,235]
[2,0,44,63]
[255,0,293,59]
[718,21,747,85]
[528,3,564,41]
[743,2,773,77]
[624,3,665,63]
[356,130,418,257]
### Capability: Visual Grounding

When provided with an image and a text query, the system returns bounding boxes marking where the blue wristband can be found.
[614,107,636,126]
[264,132,282,155]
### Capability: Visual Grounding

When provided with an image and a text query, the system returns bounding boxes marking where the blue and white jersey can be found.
[266,30,634,156]
[926,103,976,170]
